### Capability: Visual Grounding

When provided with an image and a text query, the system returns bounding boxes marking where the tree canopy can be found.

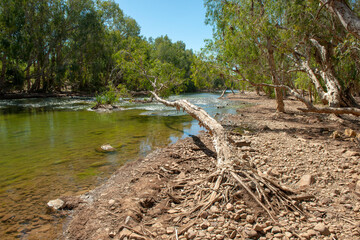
[0,0,198,95]
[203,0,360,114]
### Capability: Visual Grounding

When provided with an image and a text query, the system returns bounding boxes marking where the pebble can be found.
[271,226,281,234]
[296,174,315,188]
[314,223,330,236]
[166,227,174,234]
[307,229,317,236]
[215,234,224,240]
[226,203,234,211]
[284,231,292,238]
[210,206,220,214]
[246,215,255,224]
[186,228,197,239]
[244,229,258,238]
[199,211,208,219]
[200,221,210,229]
[253,223,264,232]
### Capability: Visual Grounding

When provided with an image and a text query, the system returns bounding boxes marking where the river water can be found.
[0,92,244,239]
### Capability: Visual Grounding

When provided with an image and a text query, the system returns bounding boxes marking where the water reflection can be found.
[0,93,245,239]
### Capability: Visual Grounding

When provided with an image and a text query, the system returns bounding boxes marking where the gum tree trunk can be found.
[320,0,360,40]
[150,91,234,167]
[267,39,285,112]
[309,38,358,107]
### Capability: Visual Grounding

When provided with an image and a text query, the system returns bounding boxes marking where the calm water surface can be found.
[0,93,243,239]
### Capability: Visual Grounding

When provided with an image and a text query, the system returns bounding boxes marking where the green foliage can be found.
[113,35,195,96]
[0,0,142,93]
[94,84,128,105]
[203,0,360,98]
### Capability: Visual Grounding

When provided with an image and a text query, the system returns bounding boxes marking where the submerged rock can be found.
[96,144,116,153]
[47,199,64,211]
[91,104,124,112]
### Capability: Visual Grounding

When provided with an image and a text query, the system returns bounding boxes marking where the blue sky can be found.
[114,0,213,52]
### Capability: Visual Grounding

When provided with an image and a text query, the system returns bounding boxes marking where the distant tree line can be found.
[0,0,214,95]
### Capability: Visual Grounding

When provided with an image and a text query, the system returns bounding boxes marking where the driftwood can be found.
[126,49,307,235]
[150,90,305,223]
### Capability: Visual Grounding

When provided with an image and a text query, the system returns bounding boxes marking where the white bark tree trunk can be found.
[150,91,234,167]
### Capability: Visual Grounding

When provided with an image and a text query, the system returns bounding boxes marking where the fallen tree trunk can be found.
[218,88,227,99]
[151,91,232,166]
[150,90,305,223]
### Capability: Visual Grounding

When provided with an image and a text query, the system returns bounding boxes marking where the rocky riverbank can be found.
[58,92,360,239]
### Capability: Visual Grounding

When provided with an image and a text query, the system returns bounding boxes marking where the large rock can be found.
[296,175,315,188]
[47,199,64,211]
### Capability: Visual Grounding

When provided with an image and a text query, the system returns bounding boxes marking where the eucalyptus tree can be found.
[319,0,360,40]
[204,0,360,115]
[0,0,27,92]
[114,25,307,227]
[204,0,288,112]
[190,51,239,94]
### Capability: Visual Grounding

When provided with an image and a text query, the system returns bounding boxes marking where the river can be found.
[0,92,244,239]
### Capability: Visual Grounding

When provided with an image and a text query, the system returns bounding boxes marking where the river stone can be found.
[254,223,264,232]
[200,221,210,229]
[284,232,293,238]
[166,227,174,234]
[216,234,225,240]
[100,144,116,152]
[244,229,258,238]
[314,223,330,236]
[271,226,281,234]
[296,174,315,188]
[47,199,64,210]
[226,203,234,211]
[210,205,220,214]
[186,228,197,239]
[246,215,255,224]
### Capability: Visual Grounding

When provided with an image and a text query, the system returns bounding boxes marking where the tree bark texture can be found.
[321,0,360,40]
[267,39,285,112]
[150,91,234,167]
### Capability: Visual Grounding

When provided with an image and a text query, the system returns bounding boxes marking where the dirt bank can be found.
[60,92,360,239]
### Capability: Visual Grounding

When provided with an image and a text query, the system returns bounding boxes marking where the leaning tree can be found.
[115,38,311,227]
[204,0,360,116]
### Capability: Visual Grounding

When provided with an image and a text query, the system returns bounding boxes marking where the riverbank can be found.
[56,92,360,239]
[0,92,95,100]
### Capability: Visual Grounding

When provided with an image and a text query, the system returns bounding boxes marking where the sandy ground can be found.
[57,92,360,240]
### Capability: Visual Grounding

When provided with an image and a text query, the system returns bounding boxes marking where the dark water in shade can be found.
[0,92,244,239]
